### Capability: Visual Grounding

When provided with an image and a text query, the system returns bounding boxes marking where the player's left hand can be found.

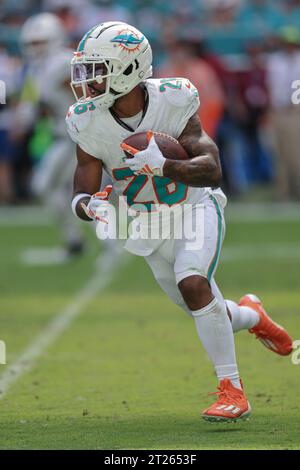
[121,131,166,177]
[81,185,112,223]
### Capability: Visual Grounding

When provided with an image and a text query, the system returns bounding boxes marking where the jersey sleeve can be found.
[162,78,200,138]
[65,103,101,158]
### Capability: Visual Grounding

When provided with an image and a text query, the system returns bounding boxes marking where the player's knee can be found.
[178,275,213,311]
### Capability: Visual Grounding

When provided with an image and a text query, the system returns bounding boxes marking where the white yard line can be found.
[0,247,127,399]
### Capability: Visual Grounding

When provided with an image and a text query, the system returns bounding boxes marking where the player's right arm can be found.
[72,144,103,221]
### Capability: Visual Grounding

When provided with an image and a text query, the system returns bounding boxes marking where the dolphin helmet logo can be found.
[111,29,144,52]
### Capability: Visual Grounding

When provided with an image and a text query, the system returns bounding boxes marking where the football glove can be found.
[81,185,112,223]
[121,131,166,177]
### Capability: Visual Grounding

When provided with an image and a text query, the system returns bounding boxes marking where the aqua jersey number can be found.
[113,167,188,211]
[74,102,96,114]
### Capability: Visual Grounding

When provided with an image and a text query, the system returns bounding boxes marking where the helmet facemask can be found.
[70,50,151,108]
[71,54,129,108]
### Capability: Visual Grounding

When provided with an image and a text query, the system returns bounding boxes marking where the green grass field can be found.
[0,208,299,449]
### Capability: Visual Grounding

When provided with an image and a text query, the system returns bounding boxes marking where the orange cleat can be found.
[239,294,293,356]
[202,378,251,423]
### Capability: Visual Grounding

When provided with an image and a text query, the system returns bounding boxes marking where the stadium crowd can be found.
[1,0,300,204]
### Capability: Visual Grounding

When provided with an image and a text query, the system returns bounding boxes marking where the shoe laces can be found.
[208,381,243,406]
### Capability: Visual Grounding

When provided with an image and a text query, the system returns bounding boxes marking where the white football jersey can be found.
[18,48,73,136]
[66,77,224,211]
[39,48,74,136]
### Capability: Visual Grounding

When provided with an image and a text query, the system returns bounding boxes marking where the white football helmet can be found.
[20,13,65,60]
[70,21,153,109]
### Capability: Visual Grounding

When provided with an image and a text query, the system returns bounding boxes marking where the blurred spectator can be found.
[211,41,271,195]
[232,43,271,185]
[157,37,225,139]
[266,26,300,200]
[69,0,133,37]
[135,1,167,66]
[238,0,285,36]
[201,0,246,57]
[43,0,81,40]
[281,0,300,29]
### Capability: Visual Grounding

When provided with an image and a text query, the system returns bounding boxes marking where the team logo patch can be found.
[110,29,144,52]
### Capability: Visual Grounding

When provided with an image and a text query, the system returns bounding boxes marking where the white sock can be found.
[226,300,259,333]
[191,297,241,390]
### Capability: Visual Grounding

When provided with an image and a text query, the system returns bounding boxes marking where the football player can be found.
[66,22,293,422]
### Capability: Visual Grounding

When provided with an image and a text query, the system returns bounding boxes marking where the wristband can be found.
[71,193,91,217]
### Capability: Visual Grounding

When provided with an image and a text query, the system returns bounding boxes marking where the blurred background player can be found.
[12,12,85,257]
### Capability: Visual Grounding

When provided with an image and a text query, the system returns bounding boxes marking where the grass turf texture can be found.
[0,216,299,449]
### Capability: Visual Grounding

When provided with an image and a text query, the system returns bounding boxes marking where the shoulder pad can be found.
[65,102,95,135]
[159,77,199,108]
